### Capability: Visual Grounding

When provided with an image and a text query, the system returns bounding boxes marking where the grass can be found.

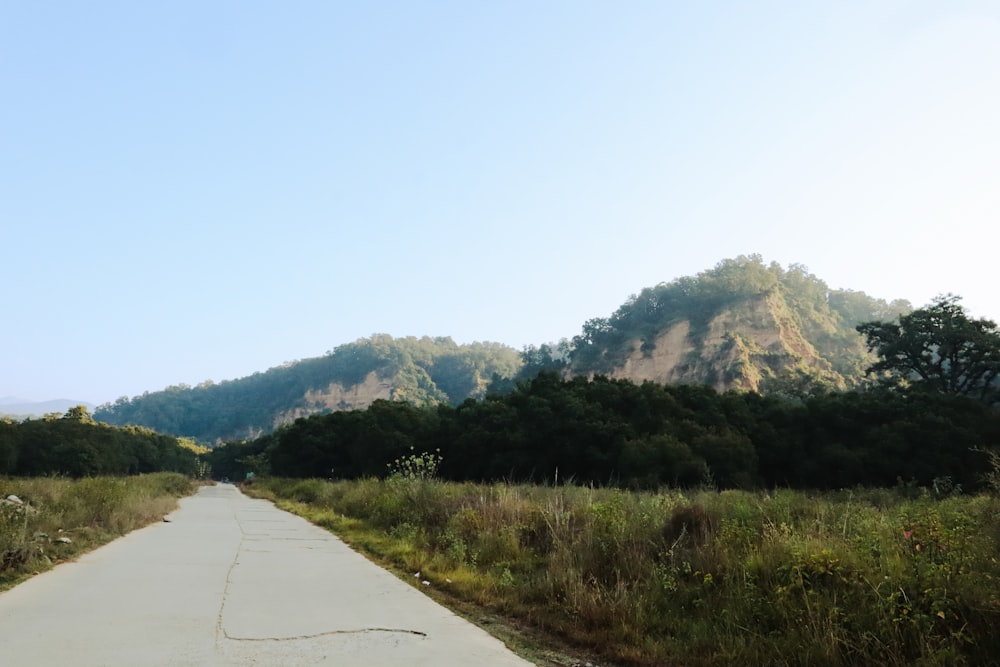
[245,476,1000,667]
[0,473,198,590]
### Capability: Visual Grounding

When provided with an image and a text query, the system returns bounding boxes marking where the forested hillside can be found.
[557,255,912,393]
[96,257,913,443]
[95,336,522,443]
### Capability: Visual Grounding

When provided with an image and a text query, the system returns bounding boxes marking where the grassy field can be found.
[246,475,1000,667]
[0,473,198,590]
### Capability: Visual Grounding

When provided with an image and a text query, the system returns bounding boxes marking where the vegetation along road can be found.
[0,484,534,666]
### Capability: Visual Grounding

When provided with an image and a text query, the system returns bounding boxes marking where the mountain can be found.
[559,255,911,395]
[95,256,912,443]
[0,398,96,419]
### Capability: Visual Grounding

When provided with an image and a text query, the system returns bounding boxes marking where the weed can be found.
[387,448,443,480]
[973,446,1000,495]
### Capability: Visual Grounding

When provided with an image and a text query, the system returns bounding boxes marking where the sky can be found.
[2,1,999,405]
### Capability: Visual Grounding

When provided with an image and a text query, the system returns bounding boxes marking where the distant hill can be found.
[0,398,96,419]
[94,336,523,442]
[95,256,912,443]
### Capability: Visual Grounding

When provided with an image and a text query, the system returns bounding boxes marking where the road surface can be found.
[0,484,536,666]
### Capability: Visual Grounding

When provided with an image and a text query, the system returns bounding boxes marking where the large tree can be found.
[857,295,1000,402]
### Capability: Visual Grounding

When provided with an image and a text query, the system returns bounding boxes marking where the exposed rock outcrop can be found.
[272,371,394,428]
[609,293,842,392]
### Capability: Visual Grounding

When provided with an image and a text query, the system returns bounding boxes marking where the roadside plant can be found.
[973,446,1000,495]
[387,448,443,480]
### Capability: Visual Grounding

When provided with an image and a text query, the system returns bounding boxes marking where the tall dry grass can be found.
[0,473,197,589]
[249,476,1000,666]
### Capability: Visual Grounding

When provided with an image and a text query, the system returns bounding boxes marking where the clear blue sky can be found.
[2,1,998,405]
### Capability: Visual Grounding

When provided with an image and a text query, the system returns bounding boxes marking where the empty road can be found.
[0,484,536,666]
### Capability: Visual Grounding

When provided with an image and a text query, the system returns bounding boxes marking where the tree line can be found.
[0,407,201,477]
[205,372,998,491]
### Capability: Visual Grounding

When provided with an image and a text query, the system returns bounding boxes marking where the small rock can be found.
[55,536,72,544]
[414,571,420,578]
[422,580,431,587]
[162,516,172,523]
[33,532,49,539]
[5,494,23,504]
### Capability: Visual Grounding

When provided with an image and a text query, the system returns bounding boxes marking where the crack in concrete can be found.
[222,628,428,642]
[215,493,428,655]
[214,503,245,646]
[243,536,326,541]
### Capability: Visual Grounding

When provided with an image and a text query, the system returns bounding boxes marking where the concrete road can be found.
[0,484,537,666]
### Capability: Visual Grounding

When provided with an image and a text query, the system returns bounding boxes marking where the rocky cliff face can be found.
[304,371,395,411]
[273,371,393,428]
[607,293,845,392]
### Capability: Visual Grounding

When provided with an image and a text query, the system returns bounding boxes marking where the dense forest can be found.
[206,373,999,491]
[95,257,914,445]
[0,407,201,477]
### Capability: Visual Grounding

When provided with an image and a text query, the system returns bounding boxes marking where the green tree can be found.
[63,405,96,423]
[857,295,1000,402]
[0,418,19,474]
